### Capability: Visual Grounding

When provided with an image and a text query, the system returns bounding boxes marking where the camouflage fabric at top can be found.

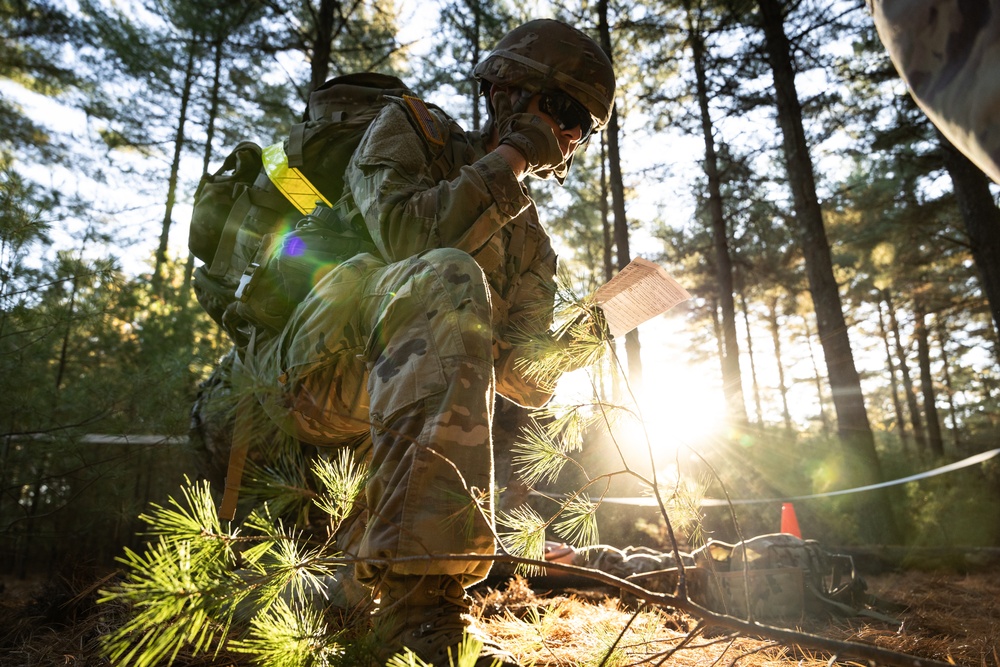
[239,96,559,586]
[869,0,1000,183]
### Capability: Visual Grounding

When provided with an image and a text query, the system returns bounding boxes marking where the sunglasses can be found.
[539,91,594,142]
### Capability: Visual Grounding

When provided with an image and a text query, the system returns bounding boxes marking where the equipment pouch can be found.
[234,206,376,333]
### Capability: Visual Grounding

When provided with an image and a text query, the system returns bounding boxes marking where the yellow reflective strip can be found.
[262,142,331,215]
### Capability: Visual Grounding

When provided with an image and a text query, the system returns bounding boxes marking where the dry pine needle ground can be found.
[1,569,998,666]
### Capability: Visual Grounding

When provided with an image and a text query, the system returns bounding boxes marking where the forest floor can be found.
[1,563,998,666]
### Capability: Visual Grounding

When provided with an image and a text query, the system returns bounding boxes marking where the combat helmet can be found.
[474,19,616,137]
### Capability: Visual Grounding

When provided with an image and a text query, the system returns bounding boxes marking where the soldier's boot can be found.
[324,564,374,611]
[373,574,519,666]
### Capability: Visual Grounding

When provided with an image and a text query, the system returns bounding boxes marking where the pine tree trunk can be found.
[469,2,482,131]
[935,318,962,453]
[311,0,335,92]
[767,297,793,431]
[598,0,642,389]
[154,40,196,294]
[599,137,621,402]
[939,131,1000,355]
[691,29,745,424]
[740,292,764,426]
[710,296,724,368]
[600,136,613,284]
[54,271,80,395]
[886,290,927,452]
[757,0,895,541]
[914,300,944,458]
[877,296,909,452]
[802,315,831,435]
[187,36,226,294]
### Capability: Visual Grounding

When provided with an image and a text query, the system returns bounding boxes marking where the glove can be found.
[555,307,613,346]
[549,306,613,373]
[493,92,564,175]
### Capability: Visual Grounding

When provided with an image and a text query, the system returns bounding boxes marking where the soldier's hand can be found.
[494,92,564,176]
[557,307,612,345]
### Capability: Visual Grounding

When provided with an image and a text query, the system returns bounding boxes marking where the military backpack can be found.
[188,72,416,346]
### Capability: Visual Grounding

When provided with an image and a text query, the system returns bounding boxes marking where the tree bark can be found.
[767,296,793,431]
[876,296,909,452]
[885,290,927,453]
[690,27,746,423]
[310,0,335,92]
[757,0,895,542]
[740,292,764,426]
[914,300,944,458]
[187,36,226,294]
[598,0,642,389]
[600,136,613,284]
[599,136,622,402]
[938,131,1000,356]
[469,0,482,132]
[935,318,961,454]
[153,39,196,294]
[801,314,831,435]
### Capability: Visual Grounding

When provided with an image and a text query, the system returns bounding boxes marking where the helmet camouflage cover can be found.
[474,19,617,134]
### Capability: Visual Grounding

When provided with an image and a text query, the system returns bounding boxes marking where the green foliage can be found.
[230,597,343,667]
[100,481,246,665]
[4,0,1000,664]
[512,419,578,487]
[100,448,371,667]
[140,478,233,554]
[497,504,548,577]
[102,536,241,666]
[551,494,599,547]
[312,449,371,530]
[385,633,502,667]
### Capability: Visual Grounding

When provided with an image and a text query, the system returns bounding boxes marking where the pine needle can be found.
[311,448,369,530]
[230,597,343,667]
[552,495,600,548]
[497,505,547,576]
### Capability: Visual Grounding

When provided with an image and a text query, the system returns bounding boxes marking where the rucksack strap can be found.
[218,392,255,521]
[208,189,253,278]
[207,171,290,279]
[287,123,308,168]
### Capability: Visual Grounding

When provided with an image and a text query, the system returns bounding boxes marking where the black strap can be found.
[287,123,306,168]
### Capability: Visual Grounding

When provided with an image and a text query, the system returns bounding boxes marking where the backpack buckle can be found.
[235,262,260,300]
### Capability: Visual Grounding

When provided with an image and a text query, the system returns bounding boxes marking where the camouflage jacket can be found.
[343,96,558,408]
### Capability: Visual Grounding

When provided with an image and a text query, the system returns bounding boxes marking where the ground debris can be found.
[1,568,997,666]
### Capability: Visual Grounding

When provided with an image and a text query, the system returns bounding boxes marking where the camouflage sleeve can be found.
[345,102,535,262]
[869,0,1000,183]
[493,231,559,408]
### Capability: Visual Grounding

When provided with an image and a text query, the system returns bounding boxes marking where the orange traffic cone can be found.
[780,502,802,538]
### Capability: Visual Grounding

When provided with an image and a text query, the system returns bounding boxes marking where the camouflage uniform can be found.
[240,96,558,587]
[869,0,1000,182]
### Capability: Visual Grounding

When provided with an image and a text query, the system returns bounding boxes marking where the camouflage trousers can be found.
[240,248,498,586]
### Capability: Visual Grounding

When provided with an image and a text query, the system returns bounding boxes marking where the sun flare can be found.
[552,344,728,473]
